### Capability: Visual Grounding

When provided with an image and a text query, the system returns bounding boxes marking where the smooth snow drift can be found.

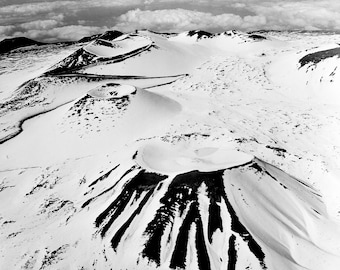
[1,30,340,270]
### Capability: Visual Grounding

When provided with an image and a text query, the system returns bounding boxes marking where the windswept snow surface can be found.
[1,30,340,270]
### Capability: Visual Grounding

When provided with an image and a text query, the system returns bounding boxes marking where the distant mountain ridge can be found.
[2,28,339,55]
[0,29,267,55]
[0,37,45,54]
[0,31,126,55]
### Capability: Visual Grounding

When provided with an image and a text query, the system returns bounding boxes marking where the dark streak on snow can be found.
[264,170,289,189]
[223,180,267,269]
[95,170,167,239]
[142,166,265,270]
[142,170,221,267]
[265,145,287,157]
[143,77,187,90]
[88,164,120,187]
[82,165,140,208]
[208,195,223,243]
[49,73,188,80]
[169,201,211,270]
[111,189,155,251]
[196,207,212,270]
[227,235,237,270]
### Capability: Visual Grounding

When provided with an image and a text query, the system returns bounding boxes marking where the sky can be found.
[0,0,339,42]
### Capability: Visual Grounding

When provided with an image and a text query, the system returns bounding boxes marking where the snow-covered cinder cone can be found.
[78,141,339,270]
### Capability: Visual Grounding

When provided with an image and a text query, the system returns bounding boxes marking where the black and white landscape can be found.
[1,29,340,270]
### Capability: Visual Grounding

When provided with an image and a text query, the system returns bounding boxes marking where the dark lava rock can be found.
[0,37,45,54]
[299,47,340,68]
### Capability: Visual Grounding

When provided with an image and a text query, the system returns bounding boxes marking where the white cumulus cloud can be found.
[0,25,16,40]
[250,1,340,30]
[0,25,15,34]
[20,20,62,30]
[115,8,267,32]
[0,1,73,16]
[1,0,340,42]
[12,25,107,42]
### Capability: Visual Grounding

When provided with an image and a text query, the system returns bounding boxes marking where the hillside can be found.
[0,37,46,54]
[0,29,340,270]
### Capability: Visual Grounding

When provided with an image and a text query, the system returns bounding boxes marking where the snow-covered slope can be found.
[1,30,340,270]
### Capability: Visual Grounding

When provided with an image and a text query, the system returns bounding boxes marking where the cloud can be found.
[0,0,142,32]
[48,25,108,41]
[12,25,107,42]
[116,0,340,32]
[232,3,247,9]
[0,2,71,27]
[114,1,340,33]
[0,25,16,40]
[20,20,62,31]
[1,0,340,42]
[0,2,73,17]
[115,8,266,32]
[0,25,15,35]
[0,0,142,16]
[0,0,141,26]
[249,1,340,30]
